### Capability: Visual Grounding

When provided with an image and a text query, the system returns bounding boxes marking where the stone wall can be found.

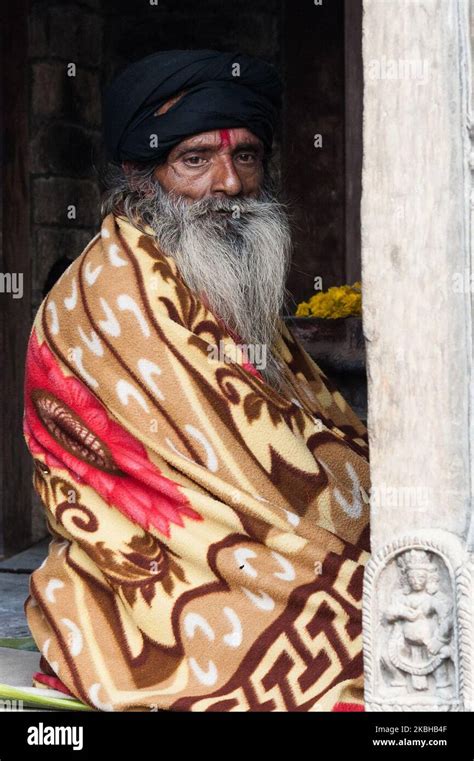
[29,0,103,318]
[282,0,348,308]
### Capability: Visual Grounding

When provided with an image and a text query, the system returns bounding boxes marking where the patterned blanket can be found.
[22,212,371,712]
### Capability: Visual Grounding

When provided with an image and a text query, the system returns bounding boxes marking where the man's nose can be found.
[210,156,243,197]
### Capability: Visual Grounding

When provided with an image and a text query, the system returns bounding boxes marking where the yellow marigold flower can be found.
[295,282,362,318]
[295,301,312,317]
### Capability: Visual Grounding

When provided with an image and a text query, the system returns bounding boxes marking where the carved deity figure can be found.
[380,549,453,693]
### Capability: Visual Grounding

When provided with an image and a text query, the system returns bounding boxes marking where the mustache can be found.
[152,185,285,221]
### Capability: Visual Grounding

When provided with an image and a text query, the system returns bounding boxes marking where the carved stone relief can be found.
[379,549,455,698]
[363,536,471,711]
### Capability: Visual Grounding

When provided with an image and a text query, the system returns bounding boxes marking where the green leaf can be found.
[0,683,94,712]
[0,637,39,652]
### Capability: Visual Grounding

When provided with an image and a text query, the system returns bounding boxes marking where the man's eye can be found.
[236,153,256,163]
[183,155,206,166]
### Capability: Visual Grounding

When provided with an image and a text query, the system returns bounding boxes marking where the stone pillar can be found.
[361,0,473,711]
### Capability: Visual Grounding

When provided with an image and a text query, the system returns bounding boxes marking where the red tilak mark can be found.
[219,128,232,147]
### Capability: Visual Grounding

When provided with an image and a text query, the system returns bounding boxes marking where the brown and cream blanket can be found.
[22,213,371,711]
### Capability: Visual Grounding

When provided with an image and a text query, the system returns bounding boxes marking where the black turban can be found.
[103,49,282,164]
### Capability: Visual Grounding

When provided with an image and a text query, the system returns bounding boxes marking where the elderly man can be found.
[23,50,370,712]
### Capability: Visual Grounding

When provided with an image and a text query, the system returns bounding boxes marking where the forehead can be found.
[173,128,263,152]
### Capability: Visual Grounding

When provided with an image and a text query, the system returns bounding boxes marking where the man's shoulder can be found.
[76,228,103,262]
[34,228,103,319]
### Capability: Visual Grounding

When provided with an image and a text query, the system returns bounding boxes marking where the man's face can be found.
[153,128,265,201]
[116,126,291,392]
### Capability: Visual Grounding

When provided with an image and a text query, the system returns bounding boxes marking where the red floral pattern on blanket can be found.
[33,672,75,698]
[23,330,202,537]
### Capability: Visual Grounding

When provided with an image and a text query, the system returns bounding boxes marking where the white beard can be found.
[138,182,293,392]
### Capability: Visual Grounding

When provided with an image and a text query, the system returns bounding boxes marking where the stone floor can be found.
[0,646,41,685]
[0,538,49,638]
[0,539,54,710]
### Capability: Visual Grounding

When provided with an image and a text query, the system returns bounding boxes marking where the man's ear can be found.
[122,160,133,177]
[122,161,142,193]
[122,160,157,198]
